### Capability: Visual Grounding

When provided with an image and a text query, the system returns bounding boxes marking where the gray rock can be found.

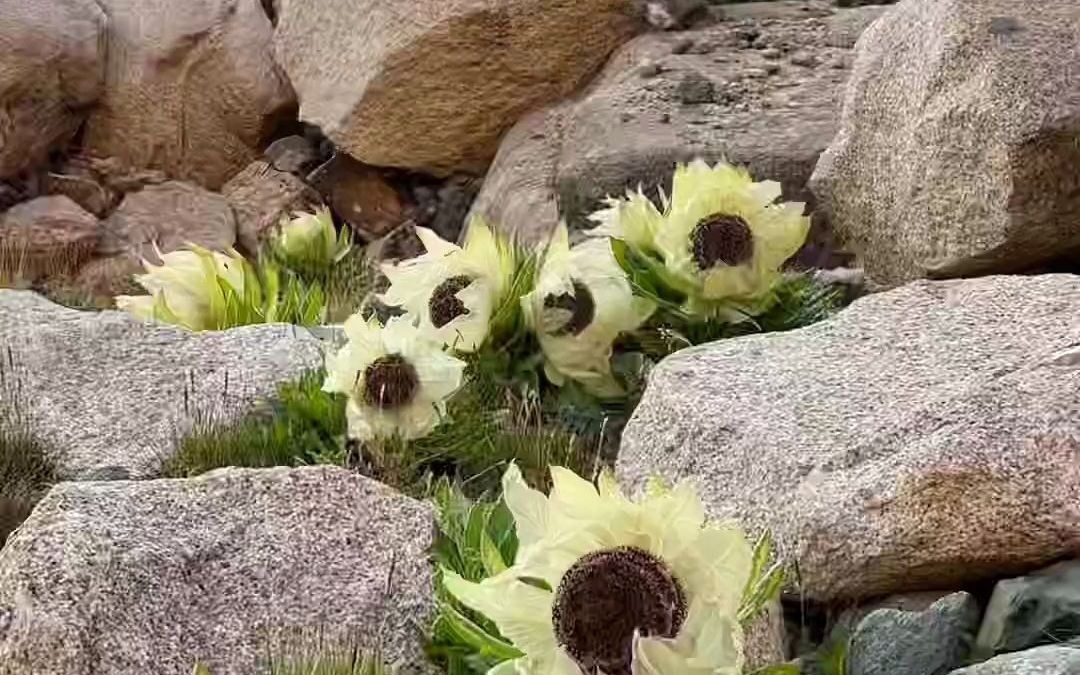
[975,561,1080,660]
[468,0,873,269]
[0,290,328,480]
[0,466,435,674]
[949,645,1080,675]
[617,274,1080,601]
[849,592,981,675]
[810,0,1080,286]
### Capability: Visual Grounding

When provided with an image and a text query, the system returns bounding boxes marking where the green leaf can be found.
[432,599,523,663]
[748,664,801,675]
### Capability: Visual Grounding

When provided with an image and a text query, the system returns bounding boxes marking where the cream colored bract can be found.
[116,244,248,331]
[587,160,810,321]
[521,224,655,398]
[274,206,351,268]
[379,218,515,353]
[322,313,466,442]
[443,464,752,675]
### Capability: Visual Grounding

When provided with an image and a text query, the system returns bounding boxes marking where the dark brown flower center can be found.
[690,213,754,270]
[551,546,687,675]
[542,280,595,336]
[429,275,474,328]
[361,354,419,409]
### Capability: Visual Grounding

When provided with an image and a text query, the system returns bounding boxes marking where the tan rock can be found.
[70,255,144,303]
[83,0,296,190]
[308,155,404,241]
[0,196,100,283]
[0,0,105,179]
[469,0,884,261]
[618,274,1080,601]
[273,0,644,176]
[98,181,237,262]
[222,159,321,256]
[809,0,1080,286]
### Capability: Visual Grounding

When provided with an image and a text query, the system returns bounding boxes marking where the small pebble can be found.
[676,72,717,105]
[620,112,634,123]
[742,68,769,79]
[660,112,672,124]
[790,51,819,67]
[764,63,782,75]
[670,38,694,54]
[761,47,782,60]
[637,62,663,78]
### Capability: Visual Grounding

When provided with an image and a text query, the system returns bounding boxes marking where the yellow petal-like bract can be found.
[379,218,516,353]
[522,224,654,398]
[322,313,466,441]
[443,464,752,675]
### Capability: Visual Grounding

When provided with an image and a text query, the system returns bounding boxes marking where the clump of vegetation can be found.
[163,370,348,478]
[193,645,398,675]
[0,354,58,547]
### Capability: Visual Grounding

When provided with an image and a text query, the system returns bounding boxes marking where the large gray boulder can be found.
[618,274,1080,601]
[810,0,1080,286]
[0,467,435,674]
[0,290,327,480]
[469,0,888,264]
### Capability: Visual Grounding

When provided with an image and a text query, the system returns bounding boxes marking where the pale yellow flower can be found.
[322,313,465,441]
[522,224,654,398]
[379,218,515,353]
[274,206,351,269]
[115,244,247,331]
[654,160,809,319]
[443,465,752,675]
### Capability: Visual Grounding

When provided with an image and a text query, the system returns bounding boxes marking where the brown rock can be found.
[810,0,1080,285]
[70,255,144,303]
[308,155,403,241]
[42,158,120,218]
[82,0,297,190]
[469,0,878,264]
[0,0,105,180]
[273,0,644,176]
[0,196,100,283]
[222,160,321,256]
[98,182,237,262]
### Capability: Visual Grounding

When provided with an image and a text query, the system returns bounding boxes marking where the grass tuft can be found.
[163,370,347,478]
[0,353,59,547]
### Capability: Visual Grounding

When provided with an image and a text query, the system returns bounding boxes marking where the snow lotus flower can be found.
[442,464,752,675]
[379,218,515,353]
[272,206,351,271]
[322,313,466,442]
[654,160,810,318]
[522,224,654,398]
[115,244,249,331]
